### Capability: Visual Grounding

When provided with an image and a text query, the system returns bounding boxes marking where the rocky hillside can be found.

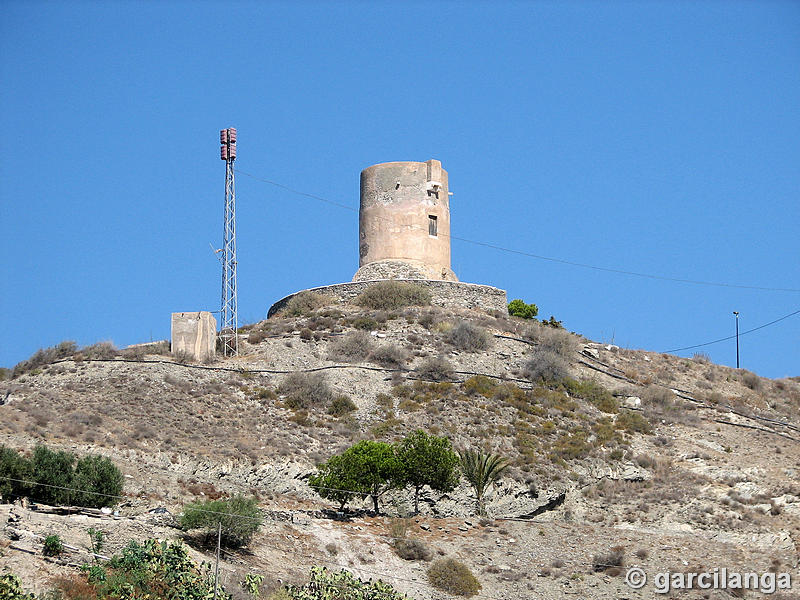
[2,295,799,599]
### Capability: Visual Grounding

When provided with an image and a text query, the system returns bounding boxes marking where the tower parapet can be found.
[354,159,458,282]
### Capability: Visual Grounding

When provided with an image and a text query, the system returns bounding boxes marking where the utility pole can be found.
[213,522,221,600]
[219,128,238,356]
[733,311,740,368]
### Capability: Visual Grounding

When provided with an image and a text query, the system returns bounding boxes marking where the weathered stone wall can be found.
[268,280,507,318]
[171,311,216,361]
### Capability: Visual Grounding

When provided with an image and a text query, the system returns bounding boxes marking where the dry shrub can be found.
[393,537,432,561]
[12,340,77,378]
[368,344,408,368]
[278,372,333,409]
[446,322,492,352]
[328,395,357,417]
[537,327,578,359]
[592,546,625,572]
[49,574,98,599]
[355,281,431,310]
[741,370,763,391]
[416,357,454,382]
[82,342,119,360]
[282,292,332,317]
[524,348,569,383]
[427,558,481,597]
[327,331,373,362]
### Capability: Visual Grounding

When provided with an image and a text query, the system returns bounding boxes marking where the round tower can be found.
[353,159,458,282]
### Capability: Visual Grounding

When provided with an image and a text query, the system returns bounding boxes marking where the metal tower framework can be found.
[219,128,238,356]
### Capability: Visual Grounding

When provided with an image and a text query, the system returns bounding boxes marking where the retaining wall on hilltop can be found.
[267,279,507,318]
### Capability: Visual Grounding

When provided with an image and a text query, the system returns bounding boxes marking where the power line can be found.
[662,308,800,354]
[235,168,800,294]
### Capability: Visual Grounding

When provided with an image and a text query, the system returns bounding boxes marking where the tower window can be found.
[428,215,438,237]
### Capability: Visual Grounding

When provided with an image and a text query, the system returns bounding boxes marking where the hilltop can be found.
[1,292,799,599]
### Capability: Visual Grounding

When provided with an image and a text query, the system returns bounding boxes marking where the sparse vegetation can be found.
[12,340,77,378]
[427,558,481,597]
[355,281,431,310]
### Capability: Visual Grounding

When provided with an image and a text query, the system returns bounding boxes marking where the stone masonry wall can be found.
[267,279,507,318]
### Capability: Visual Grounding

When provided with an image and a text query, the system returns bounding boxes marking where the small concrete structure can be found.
[355,160,457,282]
[171,311,216,361]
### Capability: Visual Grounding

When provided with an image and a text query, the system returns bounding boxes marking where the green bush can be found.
[563,379,618,413]
[0,446,31,502]
[0,573,36,600]
[57,539,232,599]
[43,534,64,556]
[71,455,124,508]
[180,494,263,548]
[309,441,401,513]
[2,445,124,508]
[446,322,492,352]
[31,445,76,506]
[355,282,431,310]
[278,372,334,409]
[616,410,652,434]
[396,430,459,514]
[508,299,538,319]
[283,566,409,599]
[427,558,481,597]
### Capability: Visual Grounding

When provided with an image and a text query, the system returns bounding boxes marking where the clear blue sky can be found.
[1,1,798,378]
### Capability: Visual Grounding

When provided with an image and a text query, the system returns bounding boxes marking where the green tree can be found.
[310,440,401,513]
[396,430,459,515]
[72,454,124,508]
[0,446,31,502]
[458,449,510,516]
[31,445,75,505]
[507,299,538,320]
[179,494,263,548]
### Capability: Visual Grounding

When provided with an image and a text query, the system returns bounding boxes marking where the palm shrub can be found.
[180,494,263,548]
[458,449,509,516]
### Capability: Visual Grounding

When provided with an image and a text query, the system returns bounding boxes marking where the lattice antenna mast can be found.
[219,128,238,356]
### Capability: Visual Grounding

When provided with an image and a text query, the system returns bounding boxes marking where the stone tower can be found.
[353,159,458,282]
